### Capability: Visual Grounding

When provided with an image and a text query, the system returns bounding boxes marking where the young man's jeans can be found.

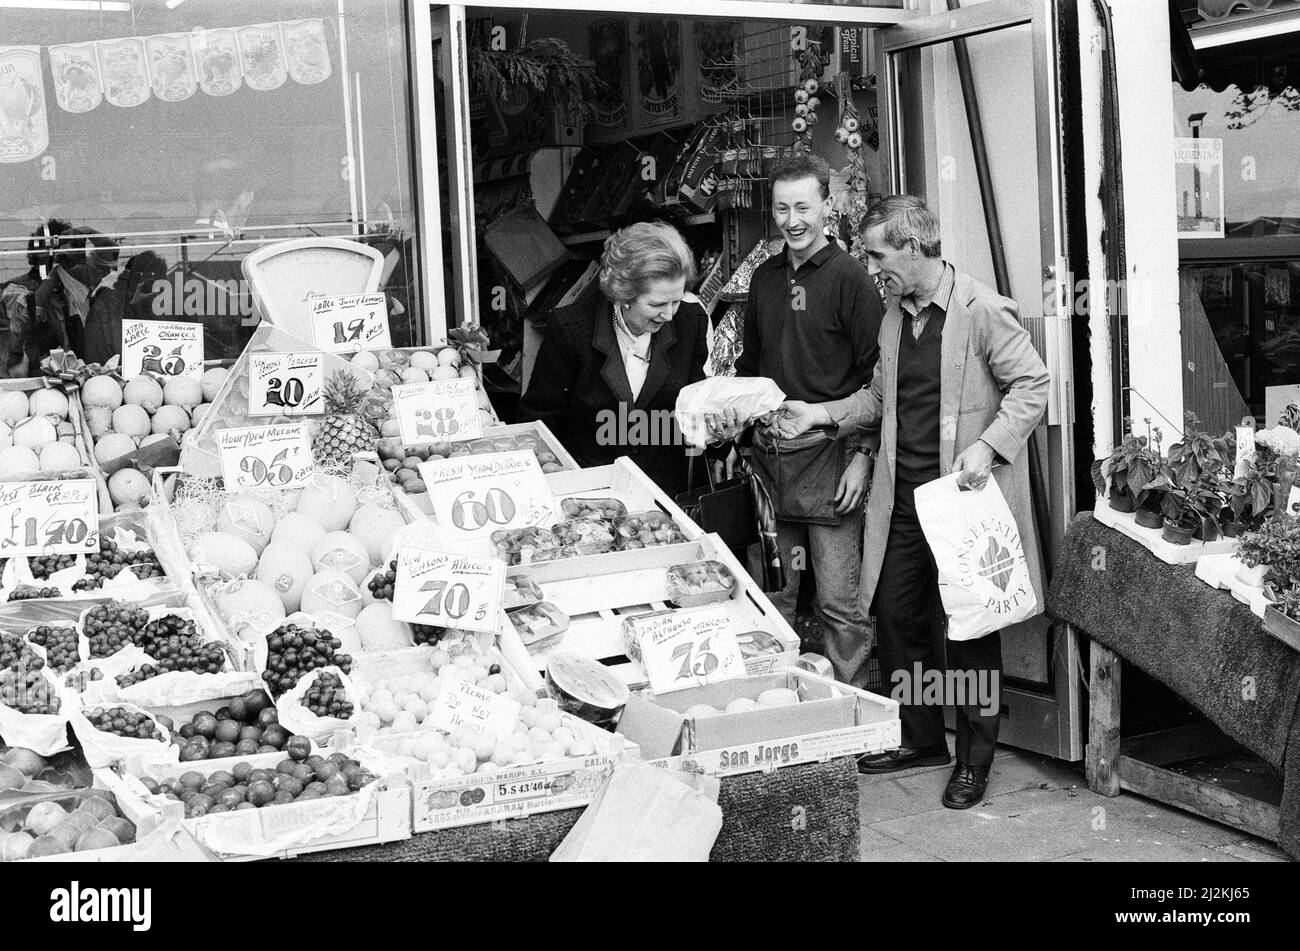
[767,511,869,689]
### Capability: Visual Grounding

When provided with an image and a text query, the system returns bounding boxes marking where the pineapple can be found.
[312,370,378,468]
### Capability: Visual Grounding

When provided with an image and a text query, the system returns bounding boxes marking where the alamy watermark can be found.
[49,881,151,931]
[890,663,1001,717]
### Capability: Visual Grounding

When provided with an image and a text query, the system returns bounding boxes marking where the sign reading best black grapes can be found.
[417,451,555,539]
[391,378,482,444]
[0,479,99,556]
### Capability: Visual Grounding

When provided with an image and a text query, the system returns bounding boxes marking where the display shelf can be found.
[1091,502,1236,565]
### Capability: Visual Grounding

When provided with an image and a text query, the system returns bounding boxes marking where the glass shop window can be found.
[0,0,421,365]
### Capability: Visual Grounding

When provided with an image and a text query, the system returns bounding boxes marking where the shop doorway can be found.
[416,0,1084,760]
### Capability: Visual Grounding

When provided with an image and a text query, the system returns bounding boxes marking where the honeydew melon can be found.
[299,568,363,620]
[211,578,286,638]
[269,512,327,553]
[310,531,371,583]
[295,474,357,531]
[188,531,258,578]
[216,498,276,555]
[347,504,405,566]
[256,542,314,613]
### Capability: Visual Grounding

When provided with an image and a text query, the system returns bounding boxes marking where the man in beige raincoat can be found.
[776,195,1049,808]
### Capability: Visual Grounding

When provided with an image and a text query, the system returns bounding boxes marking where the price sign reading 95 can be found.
[417,451,555,539]
[391,546,505,635]
[0,480,100,557]
[217,423,314,492]
[392,378,482,445]
[309,294,391,353]
[248,353,324,417]
[639,606,746,694]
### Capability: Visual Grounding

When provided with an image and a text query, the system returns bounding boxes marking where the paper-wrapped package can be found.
[674,377,785,448]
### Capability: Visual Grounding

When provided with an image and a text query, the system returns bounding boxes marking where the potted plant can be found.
[1095,417,1162,514]
[1159,413,1228,545]
[1253,425,1300,515]
[1262,583,1300,651]
[1221,456,1274,537]
[1237,515,1300,589]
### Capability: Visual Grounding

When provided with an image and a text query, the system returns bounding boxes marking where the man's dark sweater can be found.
[734,240,882,402]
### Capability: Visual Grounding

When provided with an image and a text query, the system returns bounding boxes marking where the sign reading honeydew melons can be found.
[248,353,324,417]
[417,451,555,539]
[391,378,482,445]
[217,422,313,492]
[309,294,391,353]
[0,479,99,556]
[391,546,504,635]
[121,319,204,381]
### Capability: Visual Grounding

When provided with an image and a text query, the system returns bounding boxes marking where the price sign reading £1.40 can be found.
[248,353,324,417]
[638,606,746,694]
[391,546,505,635]
[217,423,313,492]
[391,378,482,445]
[417,451,555,539]
[0,480,100,557]
[310,294,391,353]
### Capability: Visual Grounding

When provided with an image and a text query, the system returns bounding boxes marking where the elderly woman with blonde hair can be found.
[519,220,709,494]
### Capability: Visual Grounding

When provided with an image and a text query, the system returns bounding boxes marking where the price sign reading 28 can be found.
[0,480,100,557]
[392,379,482,445]
[391,547,504,636]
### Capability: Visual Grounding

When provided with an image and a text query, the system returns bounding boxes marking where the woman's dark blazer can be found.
[518,294,708,496]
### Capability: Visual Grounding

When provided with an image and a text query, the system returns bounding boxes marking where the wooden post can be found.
[1085,637,1122,796]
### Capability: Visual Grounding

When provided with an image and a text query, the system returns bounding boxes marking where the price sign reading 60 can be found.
[450,487,516,531]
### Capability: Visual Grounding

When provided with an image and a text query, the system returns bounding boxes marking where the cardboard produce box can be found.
[102,752,411,861]
[616,669,900,777]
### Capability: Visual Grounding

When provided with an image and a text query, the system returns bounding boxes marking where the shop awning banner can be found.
[237,23,288,92]
[0,46,49,164]
[98,37,151,107]
[194,27,242,97]
[48,41,103,113]
[147,33,199,103]
[283,19,331,85]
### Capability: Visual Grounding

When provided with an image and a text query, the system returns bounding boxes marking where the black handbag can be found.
[675,452,759,550]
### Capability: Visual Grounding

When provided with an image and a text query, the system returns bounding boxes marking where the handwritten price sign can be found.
[428,678,520,738]
[637,606,746,694]
[0,480,100,557]
[248,353,324,417]
[217,422,313,491]
[309,294,391,353]
[391,546,505,635]
[392,378,482,445]
[417,451,555,539]
[121,319,204,381]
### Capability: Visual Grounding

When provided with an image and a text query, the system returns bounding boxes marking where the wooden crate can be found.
[388,420,584,521]
[508,532,799,687]
[0,377,112,514]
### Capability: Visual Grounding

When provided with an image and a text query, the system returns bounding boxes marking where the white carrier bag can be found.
[913,473,1038,641]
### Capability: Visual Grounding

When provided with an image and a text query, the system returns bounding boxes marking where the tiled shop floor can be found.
[857,746,1290,862]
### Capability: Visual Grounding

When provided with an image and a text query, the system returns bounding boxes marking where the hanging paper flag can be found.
[237,23,287,92]
[282,19,331,85]
[0,47,48,164]
[193,27,241,97]
[146,33,198,102]
[97,37,151,107]
[48,42,103,113]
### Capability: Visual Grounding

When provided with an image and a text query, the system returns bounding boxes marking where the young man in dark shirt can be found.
[732,153,884,688]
